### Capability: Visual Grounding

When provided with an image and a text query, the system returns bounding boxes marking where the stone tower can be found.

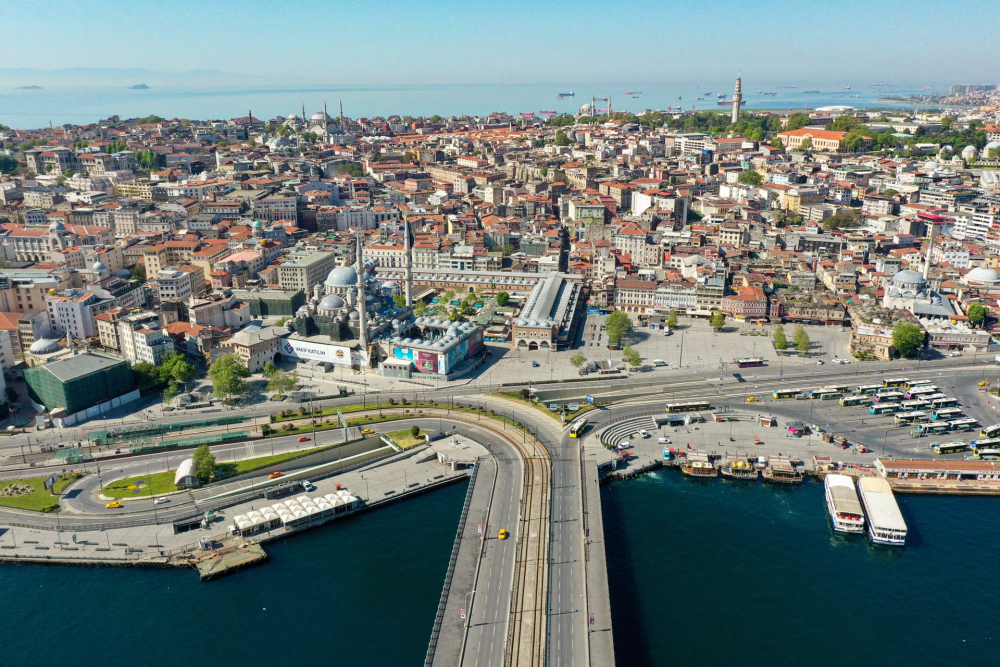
[732,73,742,124]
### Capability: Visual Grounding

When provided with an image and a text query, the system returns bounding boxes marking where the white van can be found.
[617,441,631,450]
[653,359,667,367]
[658,437,670,445]
[639,429,650,438]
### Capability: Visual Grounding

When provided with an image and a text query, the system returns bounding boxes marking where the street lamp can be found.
[464,589,476,628]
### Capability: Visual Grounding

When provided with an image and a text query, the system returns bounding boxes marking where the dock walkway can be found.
[581,459,615,667]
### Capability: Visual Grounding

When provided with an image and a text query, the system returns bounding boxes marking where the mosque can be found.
[281,227,485,379]
[882,269,956,318]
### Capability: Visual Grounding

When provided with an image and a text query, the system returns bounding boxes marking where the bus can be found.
[904,380,935,390]
[870,403,902,415]
[840,395,871,407]
[772,388,802,399]
[975,449,1000,460]
[856,384,883,395]
[810,389,842,400]
[874,391,904,403]
[919,423,950,436]
[900,400,930,412]
[922,393,947,402]
[930,397,959,409]
[569,419,587,438]
[949,418,980,432]
[932,442,969,455]
[905,386,939,399]
[931,407,963,421]
[894,411,928,426]
[883,378,910,388]
[980,424,1000,439]
[666,401,710,413]
[971,437,1000,451]
[733,358,765,368]
[823,384,851,394]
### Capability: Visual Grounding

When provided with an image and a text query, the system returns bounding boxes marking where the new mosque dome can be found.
[964,267,1000,284]
[325,265,358,288]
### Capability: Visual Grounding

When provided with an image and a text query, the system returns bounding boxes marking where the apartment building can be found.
[277,251,337,291]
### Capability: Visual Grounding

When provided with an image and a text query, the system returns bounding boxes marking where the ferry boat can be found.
[720,458,758,481]
[803,89,820,93]
[762,460,804,484]
[557,91,575,96]
[824,474,865,533]
[857,477,907,546]
[681,453,717,478]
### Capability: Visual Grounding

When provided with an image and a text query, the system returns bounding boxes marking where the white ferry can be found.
[857,477,907,546]
[824,474,865,534]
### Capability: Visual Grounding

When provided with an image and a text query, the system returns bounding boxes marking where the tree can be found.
[622,345,642,368]
[666,310,679,329]
[737,169,764,186]
[192,445,216,484]
[132,362,161,393]
[208,353,250,402]
[162,354,195,389]
[605,311,633,345]
[336,163,364,177]
[882,188,898,197]
[785,113,810,131]
[822,208,863,231]
[0,154,18,174]
[798,137,813,151]
[263,361,278,378]
[267,370,298,395]
[413,301,428,316]
[519,388,530,399]
[793,325,811,353]
[967,302,988,328]
[553,130,571,147]
[892,322,925,358]
[495,291,510,307]
[130,263,146,282]
[773,325,788,350]
[392,294,407,307]
[569,353,587,368]
[410,425,421,439]
[769,136,783,149]
[709,310,726,332]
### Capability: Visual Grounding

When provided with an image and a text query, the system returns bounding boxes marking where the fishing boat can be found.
[720,458,759,481]
[803,89,820,94]
[681,453,717,478]
[558,91,575,96]
[702,91,712,95]
[624,91,642,95]
[762,459,803,484]
[762,92,777,96]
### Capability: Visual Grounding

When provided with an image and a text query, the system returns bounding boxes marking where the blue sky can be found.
[5,0,999,84]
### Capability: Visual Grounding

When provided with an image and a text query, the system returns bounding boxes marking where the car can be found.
[532,361,540,367]
[106,501,122,509]
[658,437,671,445]
[153,497,169,506]
[298,435,311,442]
[268,471,284,479]
[816,360,825,365]
[498,528,509,540]
[360,428,375,435]
[639,429,650,438]
[838,328,845,332]
[617,441,631,450]
[746,396,758,402]
[795,393,810,400]
[301,480,316,492]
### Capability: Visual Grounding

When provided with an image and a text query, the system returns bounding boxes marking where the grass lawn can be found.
[492,392,596,423]
[0,473,80,511]
[102,470,178,499]
[384,428,425,448]
[272,401,438,422]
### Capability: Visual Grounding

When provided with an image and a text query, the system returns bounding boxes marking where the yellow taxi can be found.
[746,396,758,403]
[498,528,509,540]
[979,381,989,387]
[105,501,122,509]
[360,428,375,435]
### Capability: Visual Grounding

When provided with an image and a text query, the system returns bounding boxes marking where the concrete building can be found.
[24,351,139,425]
[223,325,285,372]
[277,251,337,292]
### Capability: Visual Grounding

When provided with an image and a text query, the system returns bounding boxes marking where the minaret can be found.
[924,223,936,280]
[732,72,742,124]
[339,100,344,127]
[301,101,306,122]
[404,219,413,308]
[356,230,368,351]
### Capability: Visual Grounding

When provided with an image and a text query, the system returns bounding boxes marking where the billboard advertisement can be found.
[281,338,356,367]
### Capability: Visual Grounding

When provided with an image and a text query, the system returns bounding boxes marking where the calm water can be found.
[0,82,949,128]
[0,480,467,667]
[603,471,998,667]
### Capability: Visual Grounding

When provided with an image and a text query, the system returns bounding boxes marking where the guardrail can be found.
[424,463,479,666]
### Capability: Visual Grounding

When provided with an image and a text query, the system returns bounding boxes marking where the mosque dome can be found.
[251,220,263,229]
[318,295,346,311]
[965,267,1000,284]
[325,265,358,287]
[29,338,60,355]
[48,220,66,233]
[962,145,978,160]
[117,268,132,278]
[311,112,329,123]
[579,103,593,115]
[92,261,106,272]
[349,310,360,321]
[891,269,926,287]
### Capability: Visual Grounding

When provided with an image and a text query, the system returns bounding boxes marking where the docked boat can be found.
[762,460,803,484]
[857,477,907,546]
[824,474,865,534]
[681,453,717,478]
[720,458,758,481]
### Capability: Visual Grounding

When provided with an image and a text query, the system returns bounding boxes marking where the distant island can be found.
[129,83,149,90]
[16,85,42,90]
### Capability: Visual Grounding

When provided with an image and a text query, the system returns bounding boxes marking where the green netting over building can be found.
[25,352,136,415]
[231,288,305,318]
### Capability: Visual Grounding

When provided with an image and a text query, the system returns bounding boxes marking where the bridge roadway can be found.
[1,355,997,665]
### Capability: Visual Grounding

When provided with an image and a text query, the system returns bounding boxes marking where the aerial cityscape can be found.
[3,1,1000,666]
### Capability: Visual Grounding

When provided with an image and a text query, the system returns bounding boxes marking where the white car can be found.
[301,480,316,492]
[658,437,671,445]
[617,441,631,450]
[153,497,169,506]
[816,360,825,365]
[838,328,845,332]
[833,358,849,364]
